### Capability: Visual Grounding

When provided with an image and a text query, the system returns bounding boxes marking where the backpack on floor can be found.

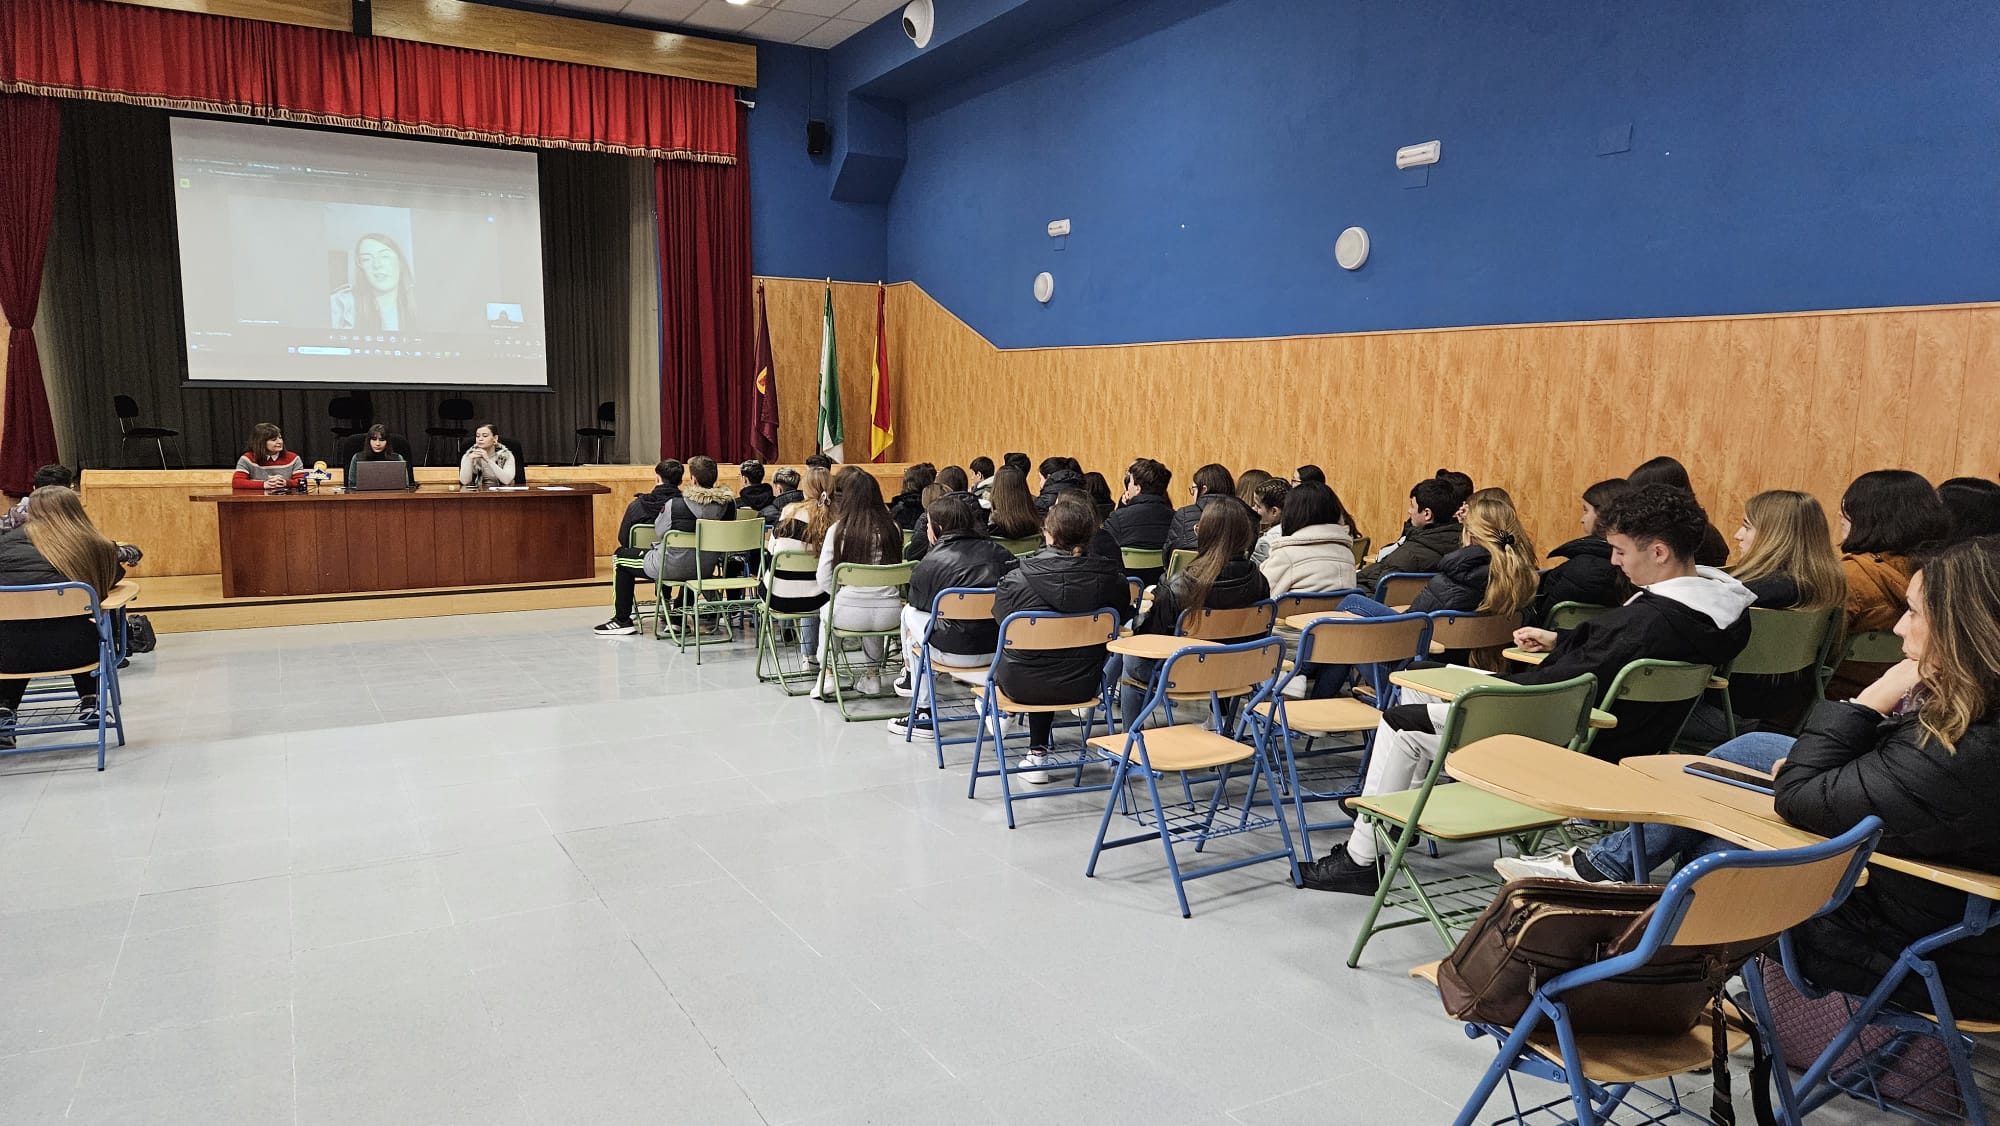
[124,613,158,655]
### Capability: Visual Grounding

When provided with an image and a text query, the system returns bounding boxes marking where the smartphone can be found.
[1683,761,1776,796]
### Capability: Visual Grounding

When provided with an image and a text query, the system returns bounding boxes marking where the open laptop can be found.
[349,460,410,492]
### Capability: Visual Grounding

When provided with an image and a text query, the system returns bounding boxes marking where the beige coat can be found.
[1260,523,1358,597]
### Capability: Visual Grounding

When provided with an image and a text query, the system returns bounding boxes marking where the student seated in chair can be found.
[1530,478,1634,625]
[1259,481,1358,598]
[1354,473,1465,592]
[346,425,413,490]
[984,467,1043,543]
[1103,458,1175,582]
[656,455,737,584]
[233,422,305,492]
[594,460,683,636]
[1500,538,2000,1023]
[1033,456,1085,516]
[1248,478,1288,566]
[736,460,777,521]
[1166,463,1237,552]
[905,466,985,562]
[888,464,933,531]
[0,487,123,747]
[766,467,804,518]
[1626,455,1730,567]
[968,456,996,509]
[458,423,517,489]
[813,468,905,698]
[889,493,1018,739]
[1119,499,1270,732]
[1302,484,1755,893]
[1827,469,1952,700]
[990,493,1134,782]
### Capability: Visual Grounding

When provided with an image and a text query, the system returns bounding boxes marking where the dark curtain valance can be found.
[0,0,740,163]
[41,100,638,471]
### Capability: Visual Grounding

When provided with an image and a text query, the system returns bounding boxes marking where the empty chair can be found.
[424,398,474,465]
[328,393,373,440]
[112,396,180,469]
[572,401,616,464]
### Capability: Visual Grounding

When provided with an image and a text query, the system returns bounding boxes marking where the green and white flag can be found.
[817,287,844,462]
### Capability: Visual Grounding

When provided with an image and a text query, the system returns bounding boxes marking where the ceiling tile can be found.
[609,0,705,19]
[839,0,904,22]
[678,0,767,32]
[743,8,828,41]
[773,0,857,16]
[794,15,870,47]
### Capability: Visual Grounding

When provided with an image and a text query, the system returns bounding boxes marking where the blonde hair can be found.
[23,486,120,597]
[1730,490,1847,611]
[799,467,834,551]
[1910,540,2000,753]
[1463,494,1538,617]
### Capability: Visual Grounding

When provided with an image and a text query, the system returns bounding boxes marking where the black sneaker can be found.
[76,695,99,725]
[0,707,14,751]
[1299,845,1381,894]
[886,708,934,739]
[892,670,915,698]
[593,618,639,636]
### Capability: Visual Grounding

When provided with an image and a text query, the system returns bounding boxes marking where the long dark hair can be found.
[351,232,416,333]
[1841,469,1950,556]
[1179,499,1256,618]
[987,466,1041,538]
[828,467,902,565]
[1581,478,1634,537]
[1628,456,1697,498]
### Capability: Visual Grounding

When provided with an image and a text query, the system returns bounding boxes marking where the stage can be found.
[132,560,618,633]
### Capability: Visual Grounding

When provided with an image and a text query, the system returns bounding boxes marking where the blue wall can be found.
[885,0,2000,348]
[749,43,885,282]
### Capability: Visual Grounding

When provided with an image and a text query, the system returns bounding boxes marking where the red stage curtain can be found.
[0,94,62,497]
[0,0,738,163]
[656,110,752,460]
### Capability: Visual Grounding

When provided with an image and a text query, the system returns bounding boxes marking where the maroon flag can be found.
[751,284,778,462]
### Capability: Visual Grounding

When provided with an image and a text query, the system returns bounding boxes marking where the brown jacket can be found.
[1826,552,1912,699]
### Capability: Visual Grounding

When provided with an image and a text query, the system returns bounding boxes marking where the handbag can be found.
[1749,956,1964,1121]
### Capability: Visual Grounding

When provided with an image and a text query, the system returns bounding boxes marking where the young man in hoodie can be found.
[889,494,1019,739]
[595,460,682,636]
[736,460,776,521]
[766,467,803,518]
[1033,456,1085,515]
[1301,484,1755,893]
[968,457,996,509]
[1354,475,1464,594]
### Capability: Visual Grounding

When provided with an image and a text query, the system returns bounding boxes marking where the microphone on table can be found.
[305,460,333,493]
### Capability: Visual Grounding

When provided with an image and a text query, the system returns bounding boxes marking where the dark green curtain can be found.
[40,100,637,469]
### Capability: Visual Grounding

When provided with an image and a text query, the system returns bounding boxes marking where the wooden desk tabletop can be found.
[1390,666,1618,729]
[101,582,139,611]
[1106,635,1222,660]
[1503,647,1547,665]
[1279,611,1362,632]
[1446,737,1817,852]
[192,483,612,503]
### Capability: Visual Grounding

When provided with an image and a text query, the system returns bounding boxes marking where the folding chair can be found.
[1429,816,1882,1126]
[1085,637,1299,917]
[1546,601,1614,630]
[994,536,1042,557]
[1374,571,1435,607]
[1347,675,1598,965]
[1249,612,1432,856]
[1428,610,1523,665]
[669,519,766,663]
[903,587,997,768]
[649,530,697,640]
[965,608,1122,828]
[1716,606,1842,739]
[0,582,124,771]
[1272,590,1364,623]
[824,561,915,721]
[1577,659,1718,760]
[754,549,825,695]
[1163,548,1197,579]
[1122,601,1278,730]
[614,525,659,631]
[1120,547,1164,576]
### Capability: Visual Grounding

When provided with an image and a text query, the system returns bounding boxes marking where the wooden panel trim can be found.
[98,0,756,87]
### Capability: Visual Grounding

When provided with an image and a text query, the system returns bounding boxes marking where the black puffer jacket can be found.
[888,490,926,531]
[1166,494,1237,552]
[1034,468,1087,514]
[1104,492,1174,551]
[1776,701,2000,1020]
[1531,537,1628,625]
[992,549,1133,703]
[1696,523,1730,568]
[1356,520,1464,593]
[0,530,121,673]
[1408,544,1489,615]
[908,531,1018,655]
[736,483,775,521]
[1136,558,1270,640]
[904,493,989,561]
[616,484,677,550]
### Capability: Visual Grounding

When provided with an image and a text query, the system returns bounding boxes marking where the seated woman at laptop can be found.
[458,422,516,489]
[346,425,413,490]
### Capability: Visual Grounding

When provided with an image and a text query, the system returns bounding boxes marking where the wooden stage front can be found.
[79,462,915,633]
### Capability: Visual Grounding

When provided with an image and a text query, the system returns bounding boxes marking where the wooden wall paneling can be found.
[1957,309,2000,476]
[1760,316,1822,496]
[1856,313,1919,483]
[1904,312,1970,483]
[101,0,351,32]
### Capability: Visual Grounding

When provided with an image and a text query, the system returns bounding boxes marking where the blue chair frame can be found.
[1374,571,1437,605]
[3,581,126,771]
[902,586,998,768]
[1449,817,1883,1126]
[966,607,1123,829]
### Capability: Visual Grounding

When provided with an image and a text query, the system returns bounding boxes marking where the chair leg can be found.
[1142,765,1193,918]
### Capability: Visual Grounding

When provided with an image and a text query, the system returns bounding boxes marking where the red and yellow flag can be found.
[868,283,893,462]
[751,284,778,462]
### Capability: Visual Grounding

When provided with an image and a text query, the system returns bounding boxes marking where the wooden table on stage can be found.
[192,485,611,597]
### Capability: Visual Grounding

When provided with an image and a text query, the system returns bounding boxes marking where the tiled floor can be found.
[0,608,1928,1123]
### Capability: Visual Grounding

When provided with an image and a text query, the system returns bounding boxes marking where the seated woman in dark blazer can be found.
[0,487,123,746]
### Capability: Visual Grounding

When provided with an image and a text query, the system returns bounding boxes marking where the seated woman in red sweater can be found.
[232,423,305,492]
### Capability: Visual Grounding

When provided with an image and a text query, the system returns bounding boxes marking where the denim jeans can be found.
[1119,655,1160,731]
[1582,732,1795,881]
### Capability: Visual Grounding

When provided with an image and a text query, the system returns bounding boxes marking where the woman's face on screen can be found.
[357,238,401,294]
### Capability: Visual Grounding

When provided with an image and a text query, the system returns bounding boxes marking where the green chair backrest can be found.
[660,530,696,550]
[764,550,821,606]
[1840,629,1904,666]
[902,528,915,548]
[694,517,765,554]
[1164,549,1198,578]
[996,536,1042,557]
[1733,606,1841,678]
[1602,659,1716,706]
[628,524,660,551]
[1546,601,1613,630]
[1437,674,1597,756]
[1352,535,1372,562]
[1121,547,1165,572]
[831,561,915,595]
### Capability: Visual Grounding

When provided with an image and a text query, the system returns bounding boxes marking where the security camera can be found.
[902,0,934,48]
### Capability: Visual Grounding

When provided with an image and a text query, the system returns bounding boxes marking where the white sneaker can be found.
[1493,848,1591,884]
[1070,706,1095,720]
[856,673,882,696]
[1280,677,1308,700]
[1018,751,1053,785]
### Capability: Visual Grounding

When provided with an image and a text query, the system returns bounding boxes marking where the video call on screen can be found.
[169,117,551,388]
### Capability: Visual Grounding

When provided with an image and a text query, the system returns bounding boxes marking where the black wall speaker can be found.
[352,0,372,37]
[806,119,830,156]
